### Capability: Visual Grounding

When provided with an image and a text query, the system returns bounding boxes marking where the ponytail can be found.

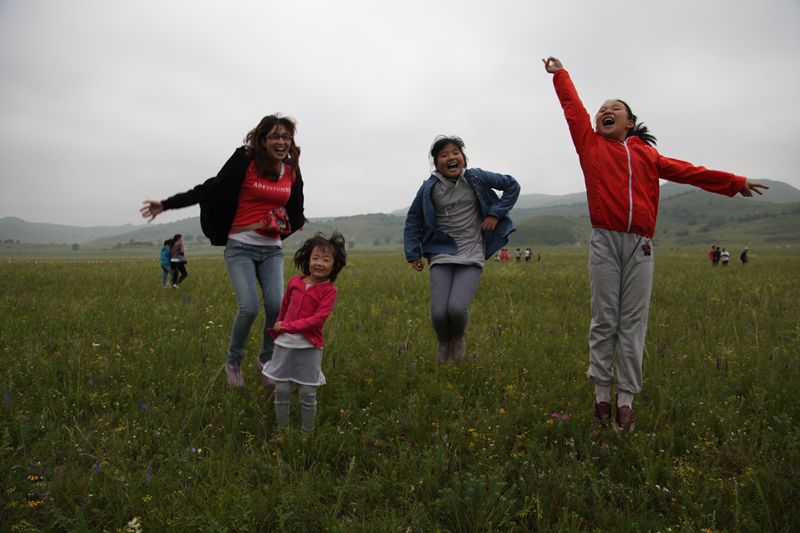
[616,99,657,146]
[627,123,657,147]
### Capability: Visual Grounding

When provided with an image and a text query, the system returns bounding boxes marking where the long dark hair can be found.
[293,231,347,282]
[244,114,300,181]
[617,100,657,147]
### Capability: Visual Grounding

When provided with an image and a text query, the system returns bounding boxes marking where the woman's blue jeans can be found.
[224,241,284,366]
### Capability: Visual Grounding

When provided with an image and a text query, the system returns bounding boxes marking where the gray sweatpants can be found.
[587,229,654,395]
[429,264,482,343]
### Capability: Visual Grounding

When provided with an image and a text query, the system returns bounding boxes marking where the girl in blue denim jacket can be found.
[404,136,520,363]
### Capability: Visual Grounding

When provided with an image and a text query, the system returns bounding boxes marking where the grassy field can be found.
[1,248,798,531]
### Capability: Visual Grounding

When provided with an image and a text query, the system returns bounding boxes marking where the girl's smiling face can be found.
[434,143,466,179]
[308,245,334,283]
[595,100,634,142]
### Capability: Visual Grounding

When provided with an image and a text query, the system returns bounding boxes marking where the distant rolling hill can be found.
[393,178,800,216]
[0,216,138,245]
[2,179,798,250]
[76,213,408,251]
[659,179,800,204]
[508,179,800,246]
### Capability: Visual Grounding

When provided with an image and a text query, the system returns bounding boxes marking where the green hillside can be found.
[0,216,138,245]
[656,192,800,245]
[301,213,405,249]
[85,217,207,250]
[509,214,591,246]
[3,180,798,252]
[84,213,406,252]
[507,181,800,247]
[660,179,800,204]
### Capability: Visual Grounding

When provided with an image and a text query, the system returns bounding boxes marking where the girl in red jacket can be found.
[262,231,346,437]
[543,56,767,431]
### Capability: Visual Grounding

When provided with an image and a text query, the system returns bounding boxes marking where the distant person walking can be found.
[524,247,532,263]
[708,245,717,266]
[169,234,188,286]
[404,136,520,363]
[720,248,730,266]
[263,232,346,438]
[740,247,749,265]
[160,239,173,288]
[140,114,306,388]
[712,246,722,267]
[543,56,768,431]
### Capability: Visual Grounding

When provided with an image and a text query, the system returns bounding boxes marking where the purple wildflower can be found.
[87,375,94,385]
[139,402,147,412]
[145,464,153,484]
[92,461,102,475]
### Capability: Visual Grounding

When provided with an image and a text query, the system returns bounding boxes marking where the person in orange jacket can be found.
[543,56,768,431]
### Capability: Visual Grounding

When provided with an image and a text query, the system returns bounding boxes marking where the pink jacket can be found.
[268,275,337,348]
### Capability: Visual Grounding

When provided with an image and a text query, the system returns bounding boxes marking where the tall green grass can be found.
[1,249,798,531]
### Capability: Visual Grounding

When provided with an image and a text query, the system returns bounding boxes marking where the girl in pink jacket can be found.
[543,56,767,431]
[263,231,347,437]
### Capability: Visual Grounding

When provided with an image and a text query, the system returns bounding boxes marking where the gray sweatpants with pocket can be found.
[587,228,654,395]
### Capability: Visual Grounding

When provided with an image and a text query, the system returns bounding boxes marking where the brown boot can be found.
[615,396,635,432]
[594,401,611,428]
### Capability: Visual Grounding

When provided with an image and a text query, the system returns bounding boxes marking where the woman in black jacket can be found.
[141,114,306,388]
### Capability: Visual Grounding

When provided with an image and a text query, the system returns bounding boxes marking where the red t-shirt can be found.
[231,161,294,237]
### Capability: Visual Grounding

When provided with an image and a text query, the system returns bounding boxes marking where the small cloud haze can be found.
[1,0,798,226]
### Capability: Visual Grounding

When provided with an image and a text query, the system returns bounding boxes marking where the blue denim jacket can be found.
[404,168,520,261]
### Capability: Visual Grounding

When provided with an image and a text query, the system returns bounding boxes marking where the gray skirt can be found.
[263,345,326,387]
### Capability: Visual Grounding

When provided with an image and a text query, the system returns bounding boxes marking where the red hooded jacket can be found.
[552,69,746,239]
[268,275,336,348]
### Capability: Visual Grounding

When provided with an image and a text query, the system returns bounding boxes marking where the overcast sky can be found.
[1,0,798,227]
